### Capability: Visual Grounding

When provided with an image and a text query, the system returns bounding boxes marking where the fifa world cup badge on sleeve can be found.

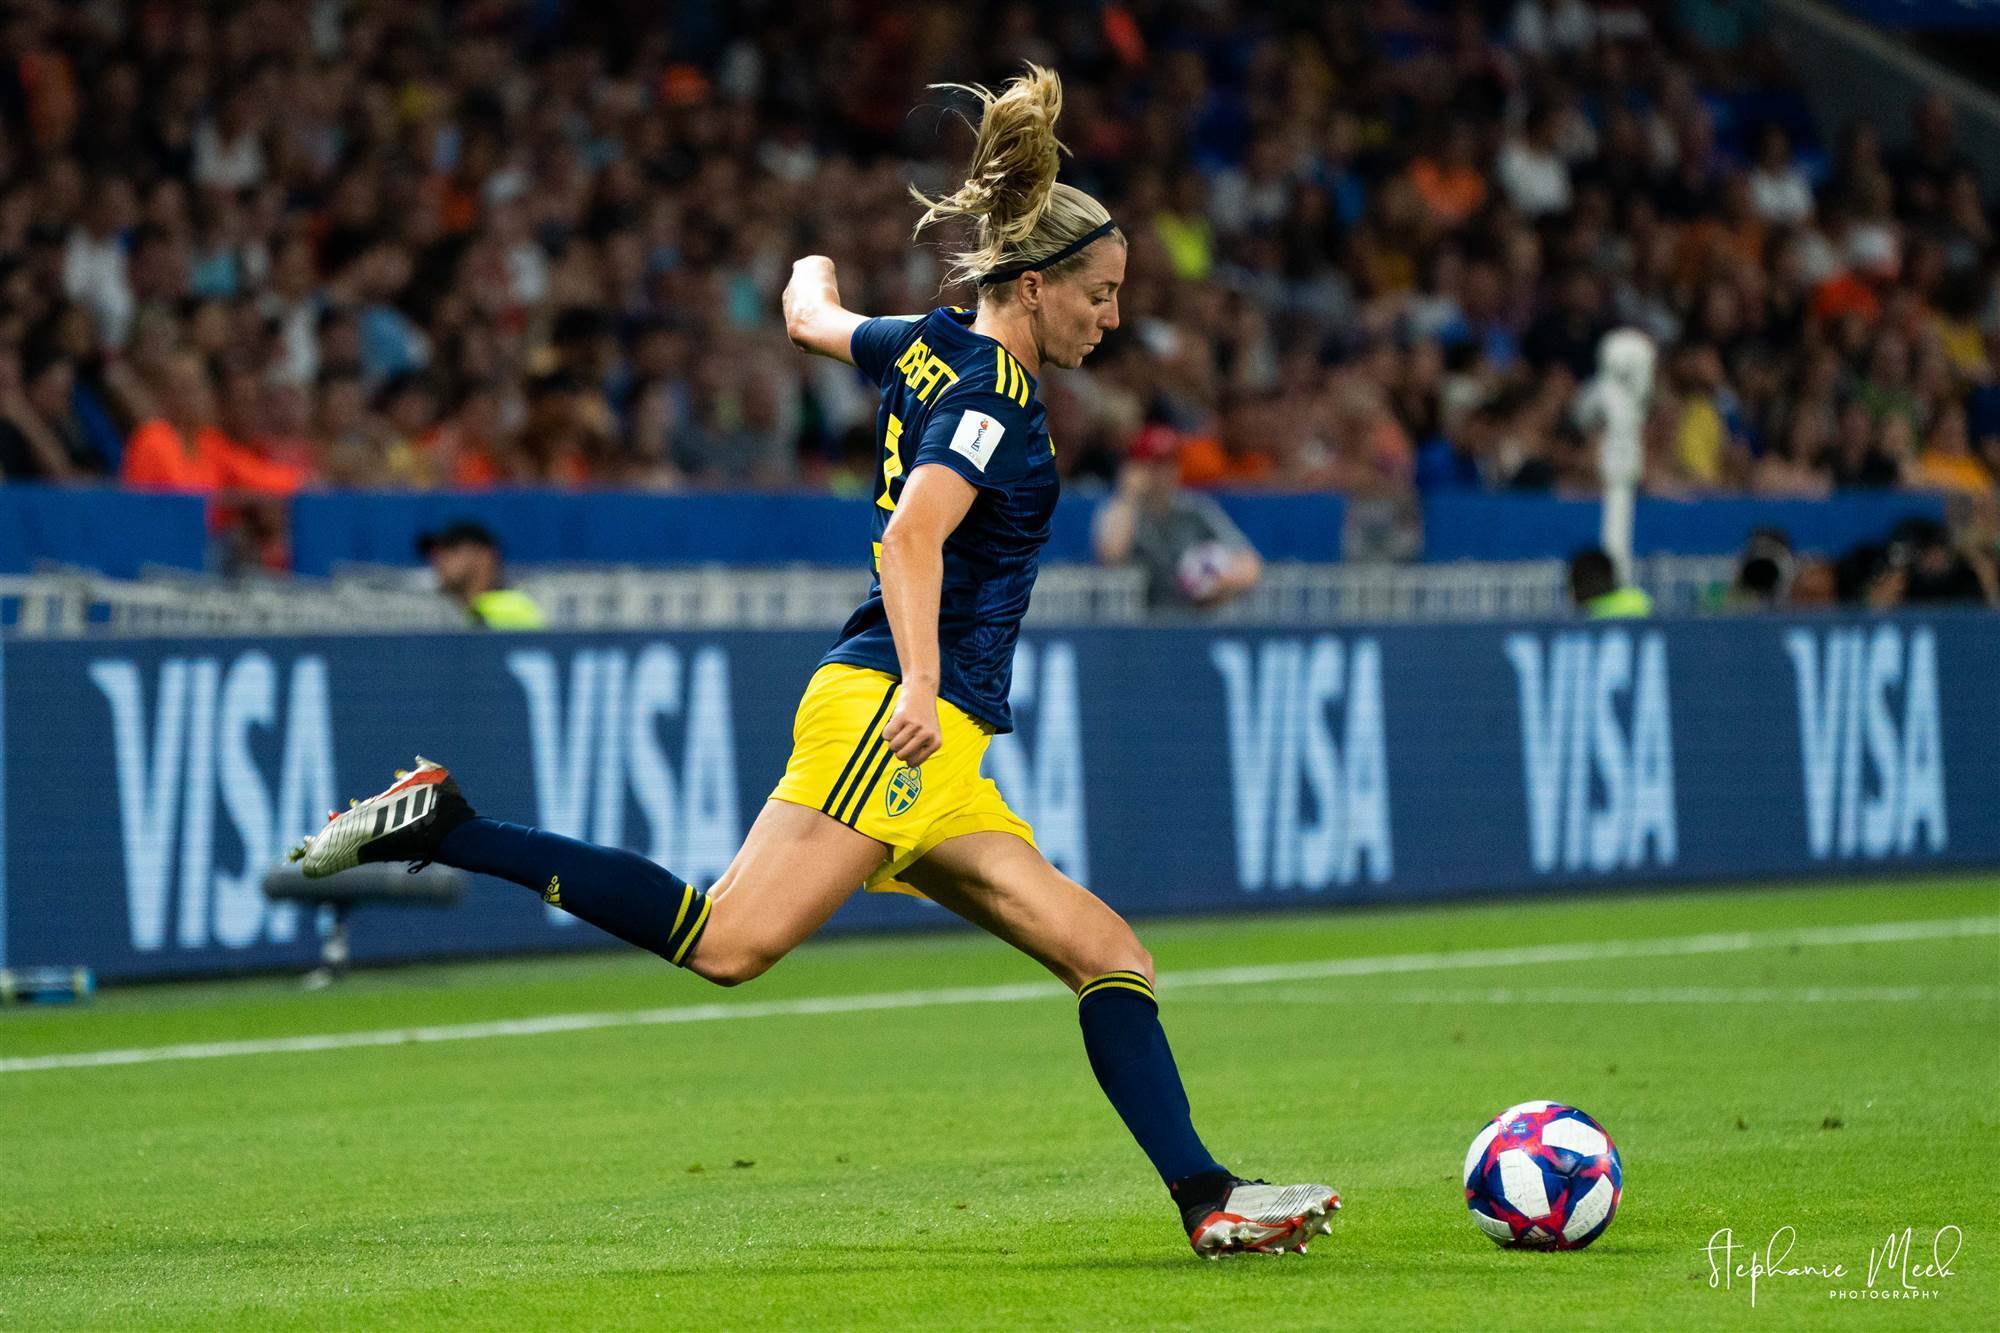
[948,410,1006,471]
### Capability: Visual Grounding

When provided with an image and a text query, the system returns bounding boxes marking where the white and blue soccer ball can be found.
[1174,540,1235,601]
[1463,1101,1623,1249]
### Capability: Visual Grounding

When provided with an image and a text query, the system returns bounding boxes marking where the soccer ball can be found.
[1174,541,1233,601]
[1463,1101,1623,1249]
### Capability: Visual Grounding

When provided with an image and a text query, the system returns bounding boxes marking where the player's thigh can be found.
[690,799,887,985]
[901,831,1151,991]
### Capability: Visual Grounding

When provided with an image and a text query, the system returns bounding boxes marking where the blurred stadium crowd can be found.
[0,0,1996,520]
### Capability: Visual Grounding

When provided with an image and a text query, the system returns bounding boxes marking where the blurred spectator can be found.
[1094,424,1261,609]
[1668,343,1741,487]
[1910,404,1994,496]
[1752,402,1833,499]
[432,382,516,489]
[1888,95,1968,224]
[1731,528,1797,607]
[1747,125,1814,227]
[417,520,545,630]
[1831,399,1903,489]
[1789,558,1839,607]
[61,180,135,347]
[1498,105,1573,218]
[1868,517,1996,607]
[1408,122,1488,232]
[1524,270,1610,382]
[1568,546,1652,617]
[121,352,290,492]
[0,339,101,478]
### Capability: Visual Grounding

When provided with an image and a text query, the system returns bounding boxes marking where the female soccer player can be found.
[293,64,1337,1258]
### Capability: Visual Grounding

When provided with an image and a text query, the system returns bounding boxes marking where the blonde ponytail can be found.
[912,64,1118,291]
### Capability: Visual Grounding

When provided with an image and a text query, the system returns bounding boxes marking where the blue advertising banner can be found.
[4,615,1997,982]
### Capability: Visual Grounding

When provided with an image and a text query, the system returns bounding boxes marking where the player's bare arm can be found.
[781,255,866,365]
[877,462,975,767]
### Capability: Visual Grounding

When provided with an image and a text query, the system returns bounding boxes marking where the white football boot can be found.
[288,757,474,878]
[1184,1178,1341,1258]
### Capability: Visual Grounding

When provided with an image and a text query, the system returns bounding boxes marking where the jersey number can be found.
[873,414,905,574]
[877,414,904,513]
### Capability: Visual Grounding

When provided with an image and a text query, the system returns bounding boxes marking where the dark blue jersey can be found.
[821,307,1057,733]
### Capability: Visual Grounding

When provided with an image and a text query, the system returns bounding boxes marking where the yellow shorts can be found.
[769,663,1035,895]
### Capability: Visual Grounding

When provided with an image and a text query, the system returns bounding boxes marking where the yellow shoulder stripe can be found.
[993,347,1029,406]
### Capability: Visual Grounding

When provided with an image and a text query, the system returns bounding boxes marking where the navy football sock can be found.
[1076,972,1227,1190]
[437,818,711,966]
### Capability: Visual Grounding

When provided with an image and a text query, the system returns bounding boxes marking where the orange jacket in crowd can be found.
[1177,434,1274,486]
[121,419,308,494]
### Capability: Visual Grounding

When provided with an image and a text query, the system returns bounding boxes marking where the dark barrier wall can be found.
[293,490,1937,571]
[4,613,1996,981]
[0,486,207,576]
[287,489,1349,572]
[4,486,1941,578]
[1419,493,1945,561]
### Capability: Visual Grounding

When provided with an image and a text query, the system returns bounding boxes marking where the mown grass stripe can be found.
[3,915,1991,1076]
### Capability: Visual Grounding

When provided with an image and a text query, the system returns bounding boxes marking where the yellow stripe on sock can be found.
[669,883,693,940]
[1078,979,1156,1003]
[1077,971,1156,1003]
[671,895,713,966]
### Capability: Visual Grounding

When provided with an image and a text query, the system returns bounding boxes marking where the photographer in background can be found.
[1095,423,1262,610]
[1568,546,1653,618]
[1731,527,1796,608]
[1850,516,1998,609]
[417,520,546,630]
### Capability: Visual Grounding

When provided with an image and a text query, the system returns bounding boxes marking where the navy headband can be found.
[977,219,1119,286]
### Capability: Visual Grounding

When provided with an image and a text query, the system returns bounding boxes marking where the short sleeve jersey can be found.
[821,307,1058,733]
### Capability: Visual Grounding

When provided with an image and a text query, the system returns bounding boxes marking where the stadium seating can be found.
[0,0,1991,610]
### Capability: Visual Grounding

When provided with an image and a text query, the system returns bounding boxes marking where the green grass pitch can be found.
[3,876,1996,1331]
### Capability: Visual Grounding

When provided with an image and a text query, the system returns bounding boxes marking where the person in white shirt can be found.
[192,92,267,191]
[1747,124,1814,226]
[1498,107,1573,218]
[1511,0,1595,57]
[62,182,137,348]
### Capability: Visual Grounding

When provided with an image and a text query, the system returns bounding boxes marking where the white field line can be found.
[2,915,1994,1076]
[1199,984,2000,1006]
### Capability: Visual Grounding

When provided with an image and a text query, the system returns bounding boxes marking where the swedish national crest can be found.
[885,765,923,816]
